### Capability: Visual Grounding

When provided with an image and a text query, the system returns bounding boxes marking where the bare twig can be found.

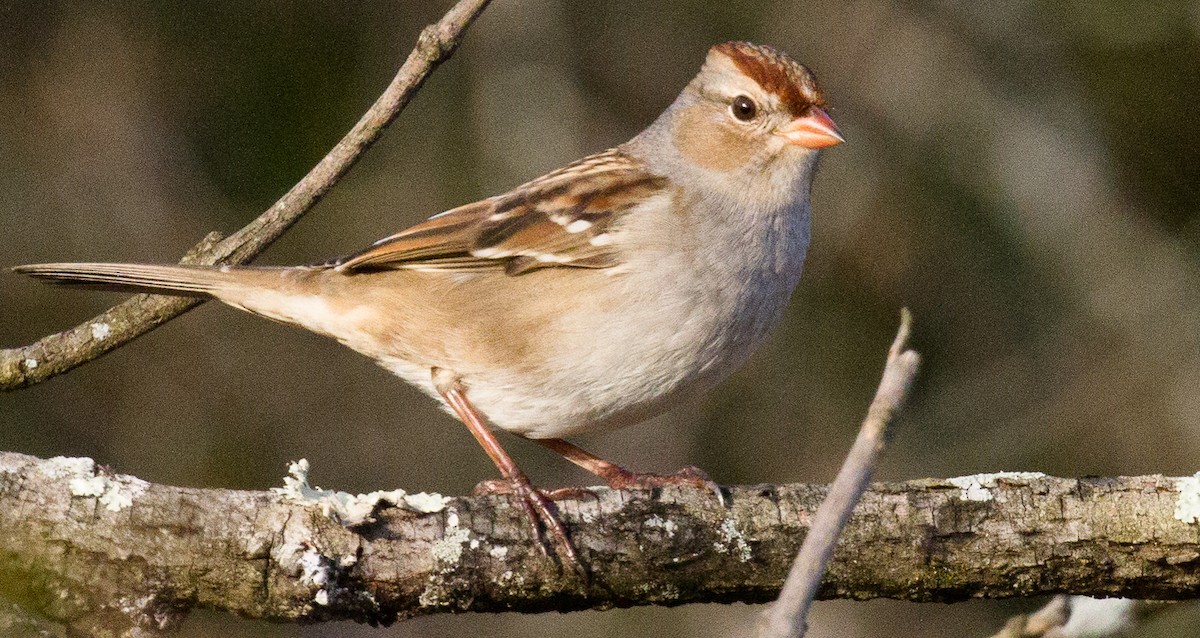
[0,0,493,391]
[757,309,921,638]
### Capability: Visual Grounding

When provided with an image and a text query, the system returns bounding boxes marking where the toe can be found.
[472,478,516,496]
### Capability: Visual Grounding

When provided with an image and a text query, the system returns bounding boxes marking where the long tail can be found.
[12,262,247,297]
[13,261,354,335]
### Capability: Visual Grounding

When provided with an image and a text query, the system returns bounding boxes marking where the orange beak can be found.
[777,107,845,149]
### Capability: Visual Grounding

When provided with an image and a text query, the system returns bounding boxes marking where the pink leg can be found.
[432,369,579,566]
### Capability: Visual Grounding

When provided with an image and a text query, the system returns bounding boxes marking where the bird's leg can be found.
[431,368,579,565]
[534,438,724,502]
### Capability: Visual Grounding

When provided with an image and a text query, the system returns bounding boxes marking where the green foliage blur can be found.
[2,0,1199,636]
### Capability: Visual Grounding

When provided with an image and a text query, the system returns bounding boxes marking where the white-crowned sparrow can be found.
[16,41,843,563]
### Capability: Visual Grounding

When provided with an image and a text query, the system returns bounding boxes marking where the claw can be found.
[474,475,585,575]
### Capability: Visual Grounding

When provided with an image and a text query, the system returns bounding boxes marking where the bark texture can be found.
[2,453,1199,635]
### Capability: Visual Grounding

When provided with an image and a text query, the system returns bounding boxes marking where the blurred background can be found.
[3,0,1200,635]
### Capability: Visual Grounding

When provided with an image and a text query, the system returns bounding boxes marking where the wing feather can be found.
[333,149,666,275]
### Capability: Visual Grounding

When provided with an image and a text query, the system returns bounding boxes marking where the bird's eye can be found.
[731,95,758,121]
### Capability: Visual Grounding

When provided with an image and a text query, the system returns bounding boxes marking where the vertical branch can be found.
[757,309,920,638]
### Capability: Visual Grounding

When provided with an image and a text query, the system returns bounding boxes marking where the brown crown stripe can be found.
[713,41,826,116]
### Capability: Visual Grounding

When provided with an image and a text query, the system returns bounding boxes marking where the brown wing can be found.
[333,149,667,275]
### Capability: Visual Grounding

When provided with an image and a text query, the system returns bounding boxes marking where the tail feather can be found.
[12,262,238,297]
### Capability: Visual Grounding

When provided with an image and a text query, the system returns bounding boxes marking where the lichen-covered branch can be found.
[0,0,492,391]
[3,453,1200,636]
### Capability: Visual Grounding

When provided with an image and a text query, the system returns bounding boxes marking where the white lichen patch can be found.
[291,545,367,609]
[405,492,452,513]
[89,322,111,341]
[430,509,472,566]
[271,459,449,526]
[713,518,752,561]
[946,472,1047,502]
[299,548,330,587]
[1174,472,1200,524]
[645,514,678,538]
[947,477,993,502]
[23,358,38,369]
[43,456,97,480]
[102,483,137,511]
[62,459,147,512]
[431,526,472,564]
[489,545,509,559]
[69,476,107,498]
[298,547,336,606]
[418,509,479,608]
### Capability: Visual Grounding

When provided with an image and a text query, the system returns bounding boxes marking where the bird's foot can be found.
[472,474,585,575]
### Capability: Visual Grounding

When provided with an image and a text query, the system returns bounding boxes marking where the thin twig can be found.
[757,308,920,638]
[0,0,492,391]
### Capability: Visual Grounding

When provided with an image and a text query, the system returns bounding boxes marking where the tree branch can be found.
[3,452,1200,635]
[0,0,492,391]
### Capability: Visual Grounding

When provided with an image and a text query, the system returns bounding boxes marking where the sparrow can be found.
[15,41,843,564]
